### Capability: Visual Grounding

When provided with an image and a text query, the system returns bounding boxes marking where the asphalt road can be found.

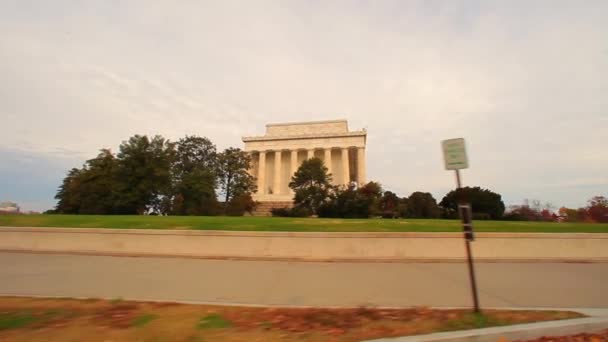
[0,252,606,308]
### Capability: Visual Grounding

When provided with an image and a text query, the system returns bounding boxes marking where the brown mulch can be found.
[223,307,459,333]
[90,303,139,328]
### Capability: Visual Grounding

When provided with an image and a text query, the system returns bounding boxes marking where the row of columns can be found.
[255,147,366,195]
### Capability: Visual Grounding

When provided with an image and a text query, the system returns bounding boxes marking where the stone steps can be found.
[253,201,294,216]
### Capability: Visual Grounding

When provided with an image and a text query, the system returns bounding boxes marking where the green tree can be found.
[77,149,119,214]
[217,147,256,207]
[357,181,383,216]
[171,136,219,215]
[289,158,332,215]
[224,193,257,216]
[439,186,506,220]
[174,136,217,176]
[114,135,175,214]
[317,182,383,218]
[379,191,400,218]
[172,168,218,215]
[55,168,83,214]
[406,192,440,218]
[54,149,120,214]
[397,197,409,218]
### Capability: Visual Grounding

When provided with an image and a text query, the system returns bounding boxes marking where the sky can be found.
[1,0,607,212]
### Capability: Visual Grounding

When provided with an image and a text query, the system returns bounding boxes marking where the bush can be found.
[317,182,383,219]
[406,192,440,218]
[439,187,505,220]
[271,207,292,217]
[224,193,257,216]
[291,206,312,217]
[316,202,338,218]
[381,210,399,219]
[270,207,311,217]
[472,212,491,220]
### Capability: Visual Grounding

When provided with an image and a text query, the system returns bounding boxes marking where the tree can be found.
[504,199,555,221]
[504,204,538,221]
[114,135,175,214]
[77,149,119,214]
[379,191,400,218]
[357,181,383,217]
[171,168,218,215]
[558,204,598,223]
[406,192,440,218]
[587,196,608,223]
[217,147,256,206]
[171,136,219,215]
[55,168,83,214]
[54,149,120,214]
[174,136,217,176]
[439,186,505,220]
[224,193,257,216]
[289,158,332,215]
[318,182,383,218]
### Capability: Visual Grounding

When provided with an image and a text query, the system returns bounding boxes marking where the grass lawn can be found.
[1,214,608,233]
[0,297,582,342]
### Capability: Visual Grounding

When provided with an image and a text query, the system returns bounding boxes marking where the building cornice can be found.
[242,130,366,142]
[265,119,347,127]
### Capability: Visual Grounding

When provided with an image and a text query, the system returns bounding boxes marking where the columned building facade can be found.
[242,120,367,204]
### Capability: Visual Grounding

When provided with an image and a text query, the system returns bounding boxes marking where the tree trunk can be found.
[224,174,232,214]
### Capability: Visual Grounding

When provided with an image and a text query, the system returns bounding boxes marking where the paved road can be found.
[0,252,606,308]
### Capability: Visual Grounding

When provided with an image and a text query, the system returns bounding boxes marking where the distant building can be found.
[242,119,367,214]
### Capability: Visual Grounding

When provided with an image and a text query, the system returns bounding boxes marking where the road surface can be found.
[0,252,606,308]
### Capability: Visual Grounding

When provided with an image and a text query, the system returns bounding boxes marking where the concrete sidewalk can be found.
[368,310,608,342]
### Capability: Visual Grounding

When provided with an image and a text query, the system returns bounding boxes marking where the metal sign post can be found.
[441,138,480,313]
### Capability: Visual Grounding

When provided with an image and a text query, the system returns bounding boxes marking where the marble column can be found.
[246,152,254,176]
[324,148,333,180]
[290,150,298,193]
[273,150,282,195]
[307,149,315,159]
[357,147,366,186]
[258,151,266,194]
[341,147,350,186]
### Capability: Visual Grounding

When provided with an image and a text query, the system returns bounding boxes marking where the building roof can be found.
[242,119,366,142]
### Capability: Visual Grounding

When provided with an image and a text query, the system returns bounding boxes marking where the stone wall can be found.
[1,227,607,262]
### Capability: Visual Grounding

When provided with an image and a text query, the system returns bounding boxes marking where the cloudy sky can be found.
[1,0,607,212]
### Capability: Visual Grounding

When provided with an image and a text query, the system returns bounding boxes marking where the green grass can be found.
[441,313,507,331]
[132,313,158,327]
[0,214,607,233]
[0,311,39,331]
[197,314,232,329]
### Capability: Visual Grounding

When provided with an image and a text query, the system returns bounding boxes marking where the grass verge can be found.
[1,214,607,233]
[0,297,583,342]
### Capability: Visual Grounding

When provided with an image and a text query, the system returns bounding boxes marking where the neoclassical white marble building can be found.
[243,120,367,203]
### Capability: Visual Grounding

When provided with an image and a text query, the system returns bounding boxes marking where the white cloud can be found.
[0,0,607,210]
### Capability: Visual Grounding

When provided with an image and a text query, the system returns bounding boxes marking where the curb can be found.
[366,317,608,342]
[2,249,608,264]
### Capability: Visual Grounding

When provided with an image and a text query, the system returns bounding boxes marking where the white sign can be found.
[441,138,468,170]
